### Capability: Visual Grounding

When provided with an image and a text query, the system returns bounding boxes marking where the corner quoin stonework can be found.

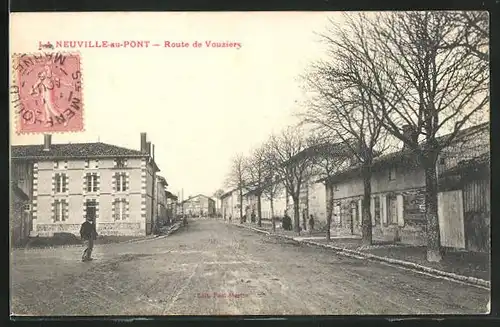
[11,52,84,135]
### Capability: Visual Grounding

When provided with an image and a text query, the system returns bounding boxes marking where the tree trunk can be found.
[423,155,442,262]
[361,165,373,246]
[326,183,334,242]
[239,188,243,224]
[293,198,300,235]
[257,192,262,227]
[270,194,276,233]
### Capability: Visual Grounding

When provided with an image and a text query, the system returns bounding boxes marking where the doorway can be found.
[85,199,97,221]
[387,195,398,225]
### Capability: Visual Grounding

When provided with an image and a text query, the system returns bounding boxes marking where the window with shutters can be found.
[116,173,127,192]
[388,167,397,181]
[54,200,67,222]
[86,173,99,192]
[54,173,67,193]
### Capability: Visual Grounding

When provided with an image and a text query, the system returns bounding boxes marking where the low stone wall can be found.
[372,223,426,245]
[35,222,145,237]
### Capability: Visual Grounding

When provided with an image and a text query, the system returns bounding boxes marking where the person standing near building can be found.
[308,214,315,235]
[80,216,98,262]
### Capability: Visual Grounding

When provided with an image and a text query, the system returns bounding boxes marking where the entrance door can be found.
[388,196,398,225]
[350,201,358,234]
[85,200,97,221]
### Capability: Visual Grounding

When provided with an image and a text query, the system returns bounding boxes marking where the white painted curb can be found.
[234,223,491,289]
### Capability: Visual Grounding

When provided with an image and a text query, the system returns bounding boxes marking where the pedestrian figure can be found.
[282,213,292,231]
[80,216,98,262]
[308,214,315,235]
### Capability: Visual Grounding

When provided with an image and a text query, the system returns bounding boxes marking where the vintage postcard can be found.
[10,11,490,316]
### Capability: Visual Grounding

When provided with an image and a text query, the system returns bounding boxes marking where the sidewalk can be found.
[19,222,183,250]
[232,221,490,288]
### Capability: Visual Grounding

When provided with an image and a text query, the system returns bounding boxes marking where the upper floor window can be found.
[86,173,99,192]
[115,172,128,192]
[54,161,59,169]
[85,159,99,169]
[388,168,397,181]
[54,173,67,193]
[115,158,127,168]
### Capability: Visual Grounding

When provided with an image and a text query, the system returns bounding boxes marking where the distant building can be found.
[156,175,169,225]
[181,194,216,217]
[221,188,242,220]
[241,189,288,221]
[10,132,162,237]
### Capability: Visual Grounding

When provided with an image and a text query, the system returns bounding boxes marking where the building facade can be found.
[324,123,490,250]
[11,133,161,237]
[221,188,241,220]
[241,189,288,221]
[182,194,216,217]
[156,175,169,226]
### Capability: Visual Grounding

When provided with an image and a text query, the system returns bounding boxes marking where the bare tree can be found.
[302,135,352,242]
[267,127,316,235]
[301,54,391,245]
[261,141,284,233]
[225,153,246,223]
[444,11,488,63]
[243,146,267,227]
[321,12,489,261]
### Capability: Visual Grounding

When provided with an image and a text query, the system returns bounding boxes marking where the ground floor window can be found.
[113,198,127,220]
[53,200,68,222]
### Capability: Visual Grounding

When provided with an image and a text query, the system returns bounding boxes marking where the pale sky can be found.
[10,12,336,198]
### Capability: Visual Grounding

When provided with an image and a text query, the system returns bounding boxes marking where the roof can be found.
[322,122,490,184]
[182,194,215,203]
[165,191,178,200]
[11,183,29,201]
[220,188,241,199]
[156,175,168,186]
[288,140,355,165]
[11,142,148,160]
[440,152,490,177]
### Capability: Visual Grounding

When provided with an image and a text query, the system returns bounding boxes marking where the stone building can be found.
[181,194,216,217]
[323,122,490,250]
[11,133,161,237]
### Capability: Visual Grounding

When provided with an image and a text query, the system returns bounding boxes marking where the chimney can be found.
[140,133,147,153]
[152,144,155,160]
[401,125,418,151]
[43,134,52,151]
[146,141,151,156]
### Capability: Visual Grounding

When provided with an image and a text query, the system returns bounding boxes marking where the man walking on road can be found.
[80,216,98,262]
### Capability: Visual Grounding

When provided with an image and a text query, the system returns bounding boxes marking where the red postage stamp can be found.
[11,52,83,134]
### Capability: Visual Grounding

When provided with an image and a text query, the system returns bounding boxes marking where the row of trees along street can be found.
[222,11,489,263]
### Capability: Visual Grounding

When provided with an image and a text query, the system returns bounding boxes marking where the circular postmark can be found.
[11,52,83,134]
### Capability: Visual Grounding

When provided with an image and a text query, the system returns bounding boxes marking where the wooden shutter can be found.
[62,174,67,193]
[84,173,89,192]
[94,173,100,192]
